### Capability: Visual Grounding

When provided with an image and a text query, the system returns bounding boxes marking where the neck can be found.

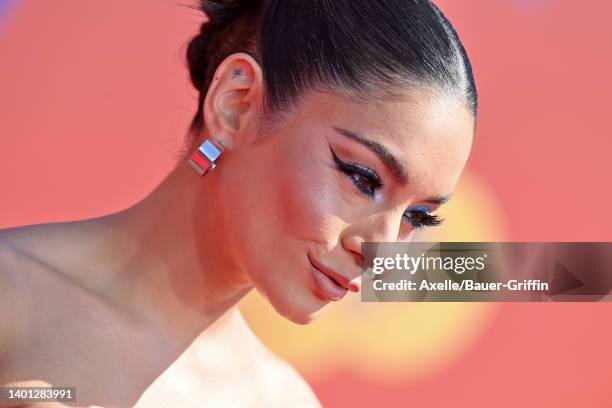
[14,159,254,349]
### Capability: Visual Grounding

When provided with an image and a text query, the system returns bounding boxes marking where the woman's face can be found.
[215,89,474,324]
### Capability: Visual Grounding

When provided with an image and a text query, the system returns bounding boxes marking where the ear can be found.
[202,52,264,150]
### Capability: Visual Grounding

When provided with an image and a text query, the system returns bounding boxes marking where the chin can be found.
[286,308,323,325]
[250,258,330,325]
[265,290,328,325]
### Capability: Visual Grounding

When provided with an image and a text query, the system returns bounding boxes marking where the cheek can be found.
[273,151,344,245]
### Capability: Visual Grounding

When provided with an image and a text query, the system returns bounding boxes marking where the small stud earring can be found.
[187,137,225,176]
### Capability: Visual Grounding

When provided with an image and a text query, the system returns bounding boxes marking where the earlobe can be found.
[202,52,264,150]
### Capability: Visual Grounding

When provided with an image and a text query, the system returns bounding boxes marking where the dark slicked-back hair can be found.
[186,0,477,134]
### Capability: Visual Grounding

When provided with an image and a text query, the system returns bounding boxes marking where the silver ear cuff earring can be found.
[187,137,224,176]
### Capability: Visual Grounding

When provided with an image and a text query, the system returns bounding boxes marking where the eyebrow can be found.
[332,126,452,205]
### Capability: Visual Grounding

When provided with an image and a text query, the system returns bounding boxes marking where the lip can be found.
[308,256,359,302]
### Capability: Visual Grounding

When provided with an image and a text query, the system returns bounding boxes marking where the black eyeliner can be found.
[329,144,443,230]
[328,145,383,188]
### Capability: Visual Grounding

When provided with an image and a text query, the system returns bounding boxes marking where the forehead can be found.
[295,90,475,196]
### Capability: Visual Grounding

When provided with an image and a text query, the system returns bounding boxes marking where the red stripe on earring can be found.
[190,151,211,172]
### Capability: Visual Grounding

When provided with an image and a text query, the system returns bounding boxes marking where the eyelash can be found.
[404,208,443,229]
[329,146,444,229]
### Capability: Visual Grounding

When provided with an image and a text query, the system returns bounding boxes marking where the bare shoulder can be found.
[0,233,78,382]
[253,349,321,408]
[229,311,321,407]
[0,238,34,363]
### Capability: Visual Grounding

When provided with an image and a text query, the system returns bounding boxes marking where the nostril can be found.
[350,251,362,268]
[341,235,364,264]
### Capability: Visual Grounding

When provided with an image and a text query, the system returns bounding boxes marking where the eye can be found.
[403,206,444,229]
[330,145,383,198]
[348,172,381,197]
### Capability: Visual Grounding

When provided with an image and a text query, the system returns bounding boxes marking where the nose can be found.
[341,208,406,264]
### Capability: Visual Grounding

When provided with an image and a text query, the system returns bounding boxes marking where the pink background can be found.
[1,0,611,406]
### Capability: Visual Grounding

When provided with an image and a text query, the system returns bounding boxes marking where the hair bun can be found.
[202,0,261,31]
[187,0,261,90]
